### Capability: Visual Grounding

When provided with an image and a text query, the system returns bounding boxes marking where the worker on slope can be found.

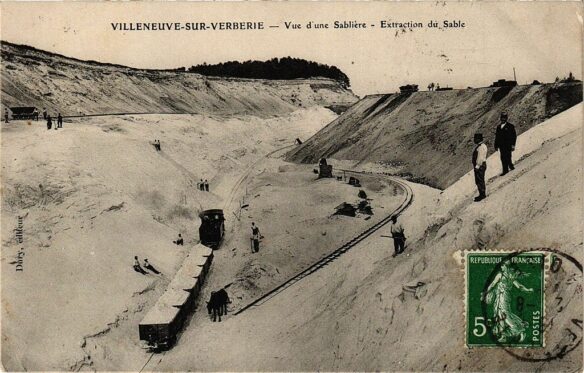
[251,222,261,253]
[143,258,161,274]
[133,256,148,275]
[494,112,517,176]
[389,215,406,257]
[173,233,184,246]
[472,133,488,202]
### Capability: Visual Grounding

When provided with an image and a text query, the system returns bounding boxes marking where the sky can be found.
[1,2,582,96]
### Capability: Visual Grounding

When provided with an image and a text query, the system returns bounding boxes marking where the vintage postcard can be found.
[1,2,582,372]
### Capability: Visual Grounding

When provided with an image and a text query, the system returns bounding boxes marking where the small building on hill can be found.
[490,79,518,88]
[399,84,419,94]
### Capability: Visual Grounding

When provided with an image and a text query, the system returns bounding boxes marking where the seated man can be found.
[143,258,161,274]
[133,256,148,275]
[173,233,184,245]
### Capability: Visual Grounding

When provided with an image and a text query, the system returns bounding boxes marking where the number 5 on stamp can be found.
[466,252,545,348]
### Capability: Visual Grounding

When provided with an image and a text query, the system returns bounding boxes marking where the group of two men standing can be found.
[473,112,517,202]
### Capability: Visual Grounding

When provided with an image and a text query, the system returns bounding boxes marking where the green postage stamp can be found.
[466,251,545,348]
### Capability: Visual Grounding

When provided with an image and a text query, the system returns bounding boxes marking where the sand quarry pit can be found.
[1,107,405,371]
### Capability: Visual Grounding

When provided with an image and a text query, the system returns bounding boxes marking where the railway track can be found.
[234,170,414,314]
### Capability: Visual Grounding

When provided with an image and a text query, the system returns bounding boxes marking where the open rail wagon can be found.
[139,244,213,351]
[10,106,39,120]
[199,209,225,249]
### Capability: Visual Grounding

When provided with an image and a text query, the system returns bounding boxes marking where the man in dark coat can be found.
[494,112,517,175]
[473,133,488,202]
[46,115,52,130]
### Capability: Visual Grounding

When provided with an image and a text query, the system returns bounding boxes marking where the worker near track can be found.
[57,113,63,128]
[199,179,204,191]
[133,256,148,275]
[204,179,209,192]
[46,115,52,130]
[251,222,261,253]
[494,112,517,176]
[472,133,488,202]
[42,108,47,120]
[4,108,9,123]
[389,215,406,257]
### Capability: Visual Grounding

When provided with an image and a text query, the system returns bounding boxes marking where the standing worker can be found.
[472,133,488,202]
[4,108,9,123]
[251,222,261,253]
[389,215,406,257]
[42,108,47,120]
[204,179,209,192]
[46,115,52,130]
[494,112,517,176]
[57,113,63,128]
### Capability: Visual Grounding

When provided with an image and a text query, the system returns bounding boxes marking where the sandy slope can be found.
[156,108,582,371]
[1,41,357,117]
[287,83,582,189]
[0,108,338,370]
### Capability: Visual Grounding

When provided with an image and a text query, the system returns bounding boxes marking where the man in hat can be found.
[473,133,488,202]
[494,112,517,175]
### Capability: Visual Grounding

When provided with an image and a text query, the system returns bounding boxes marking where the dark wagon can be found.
[199,209,225,249]
[139,244,213,351]
[10,107,39,120]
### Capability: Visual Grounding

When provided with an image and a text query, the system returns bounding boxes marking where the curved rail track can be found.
[234,169,413,315]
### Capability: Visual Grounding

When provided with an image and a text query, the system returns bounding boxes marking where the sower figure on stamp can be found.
[389,215,406,257]
[472,133,488,202]
[481,262,533,343]
[494,112,517,176]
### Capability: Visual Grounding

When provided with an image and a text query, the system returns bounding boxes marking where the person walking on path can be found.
[57,113,63,128]
[133,256,148,275]
[473,133,488,202]
[494,112,517,176]
[389,215,406,257]
[251,222,261,253]
[46,115,52,130]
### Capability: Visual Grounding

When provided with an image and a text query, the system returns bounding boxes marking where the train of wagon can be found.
[138,244,214,351]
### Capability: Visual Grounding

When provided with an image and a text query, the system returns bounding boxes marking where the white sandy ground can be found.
[147,106,580,372]
[1,101,582,372]
[1,107,340,370]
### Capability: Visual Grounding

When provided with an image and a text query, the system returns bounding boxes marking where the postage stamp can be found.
[466,251,545,348]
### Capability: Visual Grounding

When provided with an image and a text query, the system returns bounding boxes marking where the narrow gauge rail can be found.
[234,170,413,314]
